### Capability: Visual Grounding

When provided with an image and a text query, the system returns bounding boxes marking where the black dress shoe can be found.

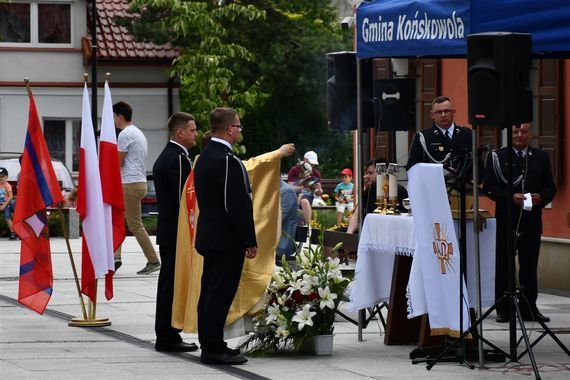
[495,313,508,323]
[155,341,199,352]
[521,311,550,323]
[200,351,248,365]
[225,347,241,356]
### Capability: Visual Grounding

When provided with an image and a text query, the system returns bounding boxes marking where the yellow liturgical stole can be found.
[171,149,282,332]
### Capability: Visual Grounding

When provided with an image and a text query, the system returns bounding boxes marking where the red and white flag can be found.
[98,80,125,299]
[77,83,113,302]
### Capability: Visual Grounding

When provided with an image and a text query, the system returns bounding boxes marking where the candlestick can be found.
[376,173,384,200]
[389,173,398,199]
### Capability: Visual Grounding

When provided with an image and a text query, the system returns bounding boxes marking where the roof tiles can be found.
[86,0,179,62]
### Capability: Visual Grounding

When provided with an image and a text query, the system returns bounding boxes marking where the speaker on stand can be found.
[327,51,357,131]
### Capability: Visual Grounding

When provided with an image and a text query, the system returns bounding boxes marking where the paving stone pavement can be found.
[1,236,569,379]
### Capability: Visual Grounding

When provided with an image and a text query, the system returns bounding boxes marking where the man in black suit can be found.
[483,123,556,323]
[153,112,199,352]
[194,107,256,365]
[406,96,472,175]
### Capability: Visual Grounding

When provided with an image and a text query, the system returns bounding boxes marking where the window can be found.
[0,2,71,45]
[44,119,81,172]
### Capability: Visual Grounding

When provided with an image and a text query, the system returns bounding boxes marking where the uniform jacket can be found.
[194,140,257,252]
[153,141,192,246]
[483,146,556,234]
[406,124,473,172]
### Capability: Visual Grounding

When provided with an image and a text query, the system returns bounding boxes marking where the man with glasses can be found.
[406,96,472,172]
[194,107,255,365]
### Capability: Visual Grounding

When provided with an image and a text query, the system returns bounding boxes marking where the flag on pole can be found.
[98,80,125,300]
[77,83,112,302]
[14,88,64,314]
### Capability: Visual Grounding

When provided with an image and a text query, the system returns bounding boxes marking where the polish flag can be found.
[77,83,113,302]
[98,80,125,300]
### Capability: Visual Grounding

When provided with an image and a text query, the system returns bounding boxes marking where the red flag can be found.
[77,83,112,303]
[14,89,64,314]
[98,80,124,300]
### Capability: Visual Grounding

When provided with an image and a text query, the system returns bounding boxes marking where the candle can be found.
[376,173,384,199]
[389,173,398,199]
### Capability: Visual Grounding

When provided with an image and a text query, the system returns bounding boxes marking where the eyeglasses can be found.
[432,109,454,116]
[229,124,243,131]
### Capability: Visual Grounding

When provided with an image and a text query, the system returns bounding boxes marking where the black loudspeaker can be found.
[361,59,381,129]
[374,79,415,131]
[468,32,533,127]
[327,51,356,130]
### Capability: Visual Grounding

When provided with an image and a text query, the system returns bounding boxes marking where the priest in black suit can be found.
[153,112,198,352]
[194,107,256,365]
[483,123,556,323]
[406,96,473,175]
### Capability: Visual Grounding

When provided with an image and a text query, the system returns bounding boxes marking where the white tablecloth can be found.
[349,214,414,311]
[349,214,496,311]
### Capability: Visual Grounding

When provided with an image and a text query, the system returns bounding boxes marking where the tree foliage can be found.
[117,0,353,176]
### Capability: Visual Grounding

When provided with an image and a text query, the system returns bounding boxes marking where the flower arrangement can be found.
[238,238,351,356]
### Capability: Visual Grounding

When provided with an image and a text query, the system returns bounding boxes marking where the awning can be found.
[356,0,570,58]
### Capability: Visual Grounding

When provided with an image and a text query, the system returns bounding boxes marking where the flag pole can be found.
[68,74,110,327]
[57,203,89,320]
[23,78,88,321]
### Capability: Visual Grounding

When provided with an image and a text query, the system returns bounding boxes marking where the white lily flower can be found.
[292,304,316,330]
[265,304,281,324]
[318,286,337,309]
[275,318,290,339]
[327,256,340,269]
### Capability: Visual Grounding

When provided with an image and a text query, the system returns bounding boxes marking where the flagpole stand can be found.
[68,280,111,327]
[68,316,111,327]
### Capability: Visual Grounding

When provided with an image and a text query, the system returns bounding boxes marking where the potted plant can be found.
[238,238,351,356]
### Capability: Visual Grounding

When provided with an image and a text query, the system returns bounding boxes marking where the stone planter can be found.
[301,334,334,355]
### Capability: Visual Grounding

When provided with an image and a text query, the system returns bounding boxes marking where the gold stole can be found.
[171,150,281,332]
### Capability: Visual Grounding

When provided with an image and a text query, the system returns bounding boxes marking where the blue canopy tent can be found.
[356,0,570,58]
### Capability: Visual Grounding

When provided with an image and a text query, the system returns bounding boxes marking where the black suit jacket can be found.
[483,146,556,235]
[406,124,472,172]
[153,141,192,246]
[194,140,257,252]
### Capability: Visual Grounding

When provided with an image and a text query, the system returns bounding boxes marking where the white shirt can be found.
[211,137,232,150]
[436,123,456,138]
[118,124,147,183]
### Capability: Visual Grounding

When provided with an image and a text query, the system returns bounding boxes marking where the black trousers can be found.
[495,226,541,314]
[155,241,182,346]
[197,248,245,354]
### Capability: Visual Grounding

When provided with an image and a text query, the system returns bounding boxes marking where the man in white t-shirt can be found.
[113,101,160,275]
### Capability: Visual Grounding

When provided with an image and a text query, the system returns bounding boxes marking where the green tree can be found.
[118,0,353,175]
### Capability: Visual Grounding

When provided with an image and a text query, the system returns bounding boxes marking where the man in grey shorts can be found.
[113,101,160,275]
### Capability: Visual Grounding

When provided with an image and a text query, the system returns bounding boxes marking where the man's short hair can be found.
[113,101,133,121]
[167,112,195,136]
[366,157,388,168]
[431,96,452,108]
[210,107,238,132]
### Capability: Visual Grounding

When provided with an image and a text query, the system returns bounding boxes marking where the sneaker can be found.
[137,262,161,275]
[9,233,17,240]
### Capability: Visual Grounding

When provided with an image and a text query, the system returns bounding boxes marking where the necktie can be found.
[445,130,452,140]
[517,150,524,159]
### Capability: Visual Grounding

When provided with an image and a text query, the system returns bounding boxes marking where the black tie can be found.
[445,130,452,140]
[517,151,524,159]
